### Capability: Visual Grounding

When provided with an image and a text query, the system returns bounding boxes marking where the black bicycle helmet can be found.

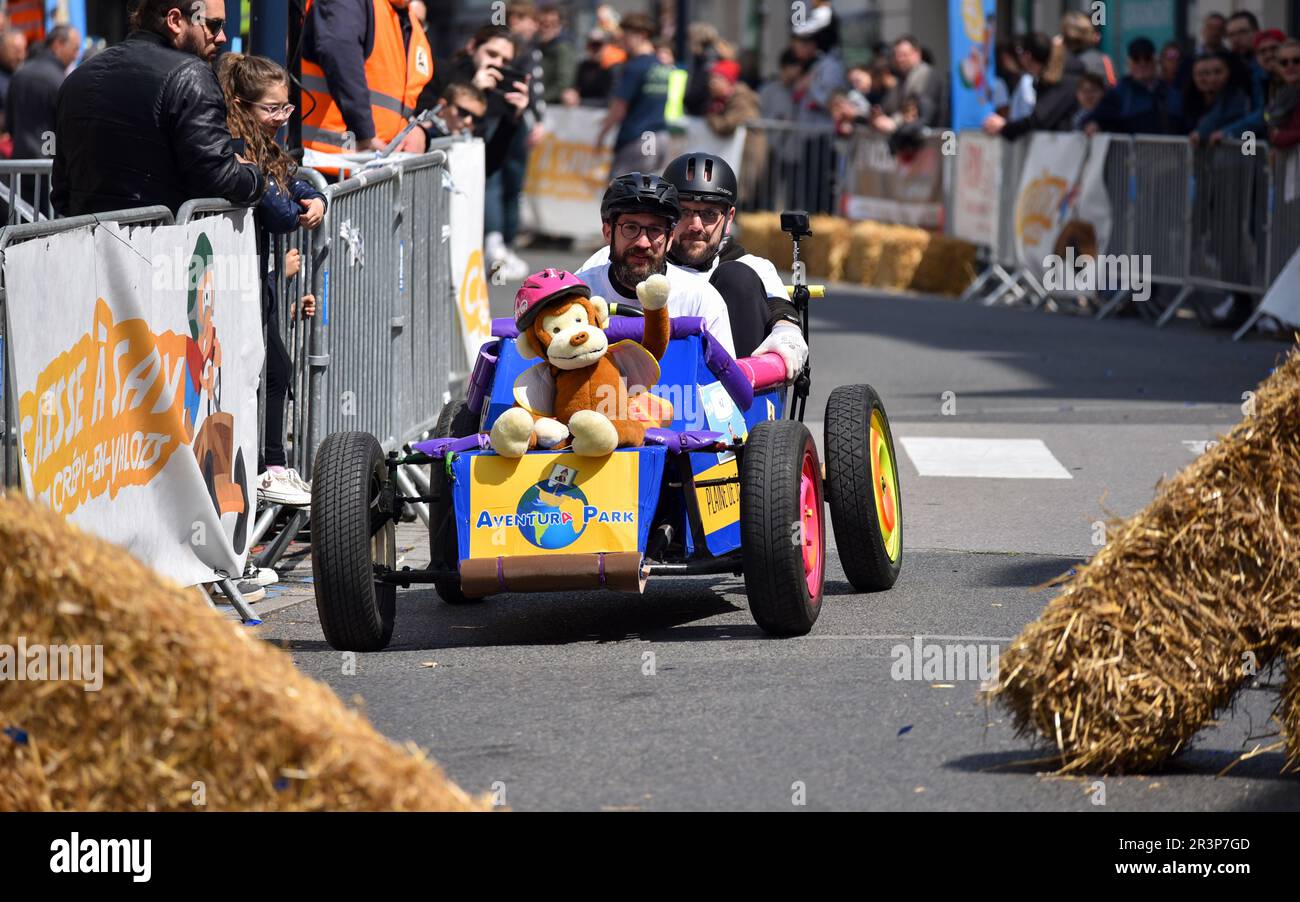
[600,172,681,224]
[662,152,738,206]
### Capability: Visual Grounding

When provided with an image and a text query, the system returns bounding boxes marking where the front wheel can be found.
[311,431,397,651]
[740,420,825,636]
[824,384,902,591]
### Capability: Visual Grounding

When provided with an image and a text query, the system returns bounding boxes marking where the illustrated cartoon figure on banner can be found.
[185,233,250,552]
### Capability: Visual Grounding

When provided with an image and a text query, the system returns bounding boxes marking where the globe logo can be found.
[516,478,589,550]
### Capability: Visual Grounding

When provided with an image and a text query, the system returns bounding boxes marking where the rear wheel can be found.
[311,432,397,650]
[434,396,479,439]
[824,384,902,591]
[740,420,825,635]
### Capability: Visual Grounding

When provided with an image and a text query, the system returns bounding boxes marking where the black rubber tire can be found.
[311,432,397,651]
[740,420,825,636]
[430,398,481,604]
[434,396,479,439]
[824,384,903,592]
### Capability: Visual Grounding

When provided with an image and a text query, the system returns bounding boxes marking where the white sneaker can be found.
[257,467,312,507]
[485,231,507,265]
[282,467,312,494]
[500,249,530,282]
[245,565,279,587]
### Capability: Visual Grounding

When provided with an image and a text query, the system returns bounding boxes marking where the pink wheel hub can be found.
[799,449,824,596]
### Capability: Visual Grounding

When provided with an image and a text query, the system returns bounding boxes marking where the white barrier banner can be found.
[4,211,264,587]
[1014,133,1112,291]
[952,131,1002,245]
[1256,247,1300,329]
[522,106,612,243]
[446,138,493,363]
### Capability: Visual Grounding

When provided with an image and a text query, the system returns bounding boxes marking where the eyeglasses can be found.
[681,207,725,225]
[616,221,670,243]
[242,98,295,118]
[451,103,480,122]
[199,16,226,38]
[1280,57,1300,68]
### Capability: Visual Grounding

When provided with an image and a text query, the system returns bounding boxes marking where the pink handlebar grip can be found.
[738,353,789,390]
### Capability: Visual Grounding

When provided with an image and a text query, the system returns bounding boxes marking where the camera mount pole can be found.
[785,211,813,422]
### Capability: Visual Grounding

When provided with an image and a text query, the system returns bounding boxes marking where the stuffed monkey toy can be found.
[491,269,671,458]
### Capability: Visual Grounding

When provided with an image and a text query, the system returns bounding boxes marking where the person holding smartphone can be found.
[418,24,532,278]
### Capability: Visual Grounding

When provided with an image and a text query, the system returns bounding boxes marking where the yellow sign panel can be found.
[458,248,492,353]
[695,461,741,536]
[468,452,641,558]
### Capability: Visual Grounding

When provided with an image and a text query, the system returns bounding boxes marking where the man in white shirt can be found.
[576,172,736,357]
[580,154,808,377]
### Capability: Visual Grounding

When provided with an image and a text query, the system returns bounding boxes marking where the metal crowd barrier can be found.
[740,119,845,216]
[1234,146,1300,339]
[951,129,1292,338]
[0,205,176,488]
[0,159,55,226]
[954,132,1036,306]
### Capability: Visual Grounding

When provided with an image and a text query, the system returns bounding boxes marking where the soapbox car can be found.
[310,213,902,651]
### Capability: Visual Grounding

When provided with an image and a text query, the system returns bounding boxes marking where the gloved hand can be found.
[752,322,808,381]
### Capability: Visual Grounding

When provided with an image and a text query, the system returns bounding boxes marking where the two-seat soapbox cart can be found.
[310,213,903,651]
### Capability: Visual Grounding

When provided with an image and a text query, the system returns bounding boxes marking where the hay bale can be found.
[0,495,491,811]
[843,222,886,286]
[802,215,852,282]
[991,347,1300,774]
[875,225,931,290]
[911,237,979,296]
[1282,647,1300,772]
[735,212,782,266]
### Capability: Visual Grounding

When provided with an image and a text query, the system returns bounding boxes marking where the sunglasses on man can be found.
[451,103,480,122]
[198,16,225,38]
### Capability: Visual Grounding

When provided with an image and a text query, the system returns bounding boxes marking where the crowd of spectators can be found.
[0,11,83,164]
[982,9,1300,151]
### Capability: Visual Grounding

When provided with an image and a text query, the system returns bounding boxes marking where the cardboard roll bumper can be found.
[460,552,648,597]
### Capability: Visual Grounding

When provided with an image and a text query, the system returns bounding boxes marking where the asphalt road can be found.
[259,258,1297,811]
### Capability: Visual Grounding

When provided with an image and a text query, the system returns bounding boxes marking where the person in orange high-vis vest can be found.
[301,0,433,155]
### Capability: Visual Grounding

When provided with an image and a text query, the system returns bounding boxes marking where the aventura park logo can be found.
[475,464,635,550]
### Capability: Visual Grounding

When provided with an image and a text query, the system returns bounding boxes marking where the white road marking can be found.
[899,437,1073,479]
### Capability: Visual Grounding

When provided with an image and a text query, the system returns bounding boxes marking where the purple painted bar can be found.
[644,428,726,453]
[491,316,708,342]
[489,315,754,410]
[411,433,493,458]
[466,340,500,414]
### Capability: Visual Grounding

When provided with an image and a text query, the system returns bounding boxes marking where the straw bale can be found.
[911,237,979,296]
[875,225,931,290]
[843,222,886,286]
[991,347,1300,773]
[801,215,851,282]
[0,495,491,810]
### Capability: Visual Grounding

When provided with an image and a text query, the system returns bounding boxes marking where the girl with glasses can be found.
[218,53,328,511]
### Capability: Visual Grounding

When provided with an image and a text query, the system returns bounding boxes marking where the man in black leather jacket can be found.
[51,0,262,217]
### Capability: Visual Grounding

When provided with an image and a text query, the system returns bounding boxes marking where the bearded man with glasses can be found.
[581,154,808,375]
[53,0,262,216]
[576,172,736,357]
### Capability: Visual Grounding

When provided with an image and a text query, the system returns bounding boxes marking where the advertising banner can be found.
[4,211,263,586]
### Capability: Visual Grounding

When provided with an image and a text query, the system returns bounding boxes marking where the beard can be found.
[671,230,722,268]
[176,29,214,61]
[609,243,666,290]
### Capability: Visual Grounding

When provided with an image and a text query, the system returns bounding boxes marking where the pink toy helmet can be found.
[514,268,591,331]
